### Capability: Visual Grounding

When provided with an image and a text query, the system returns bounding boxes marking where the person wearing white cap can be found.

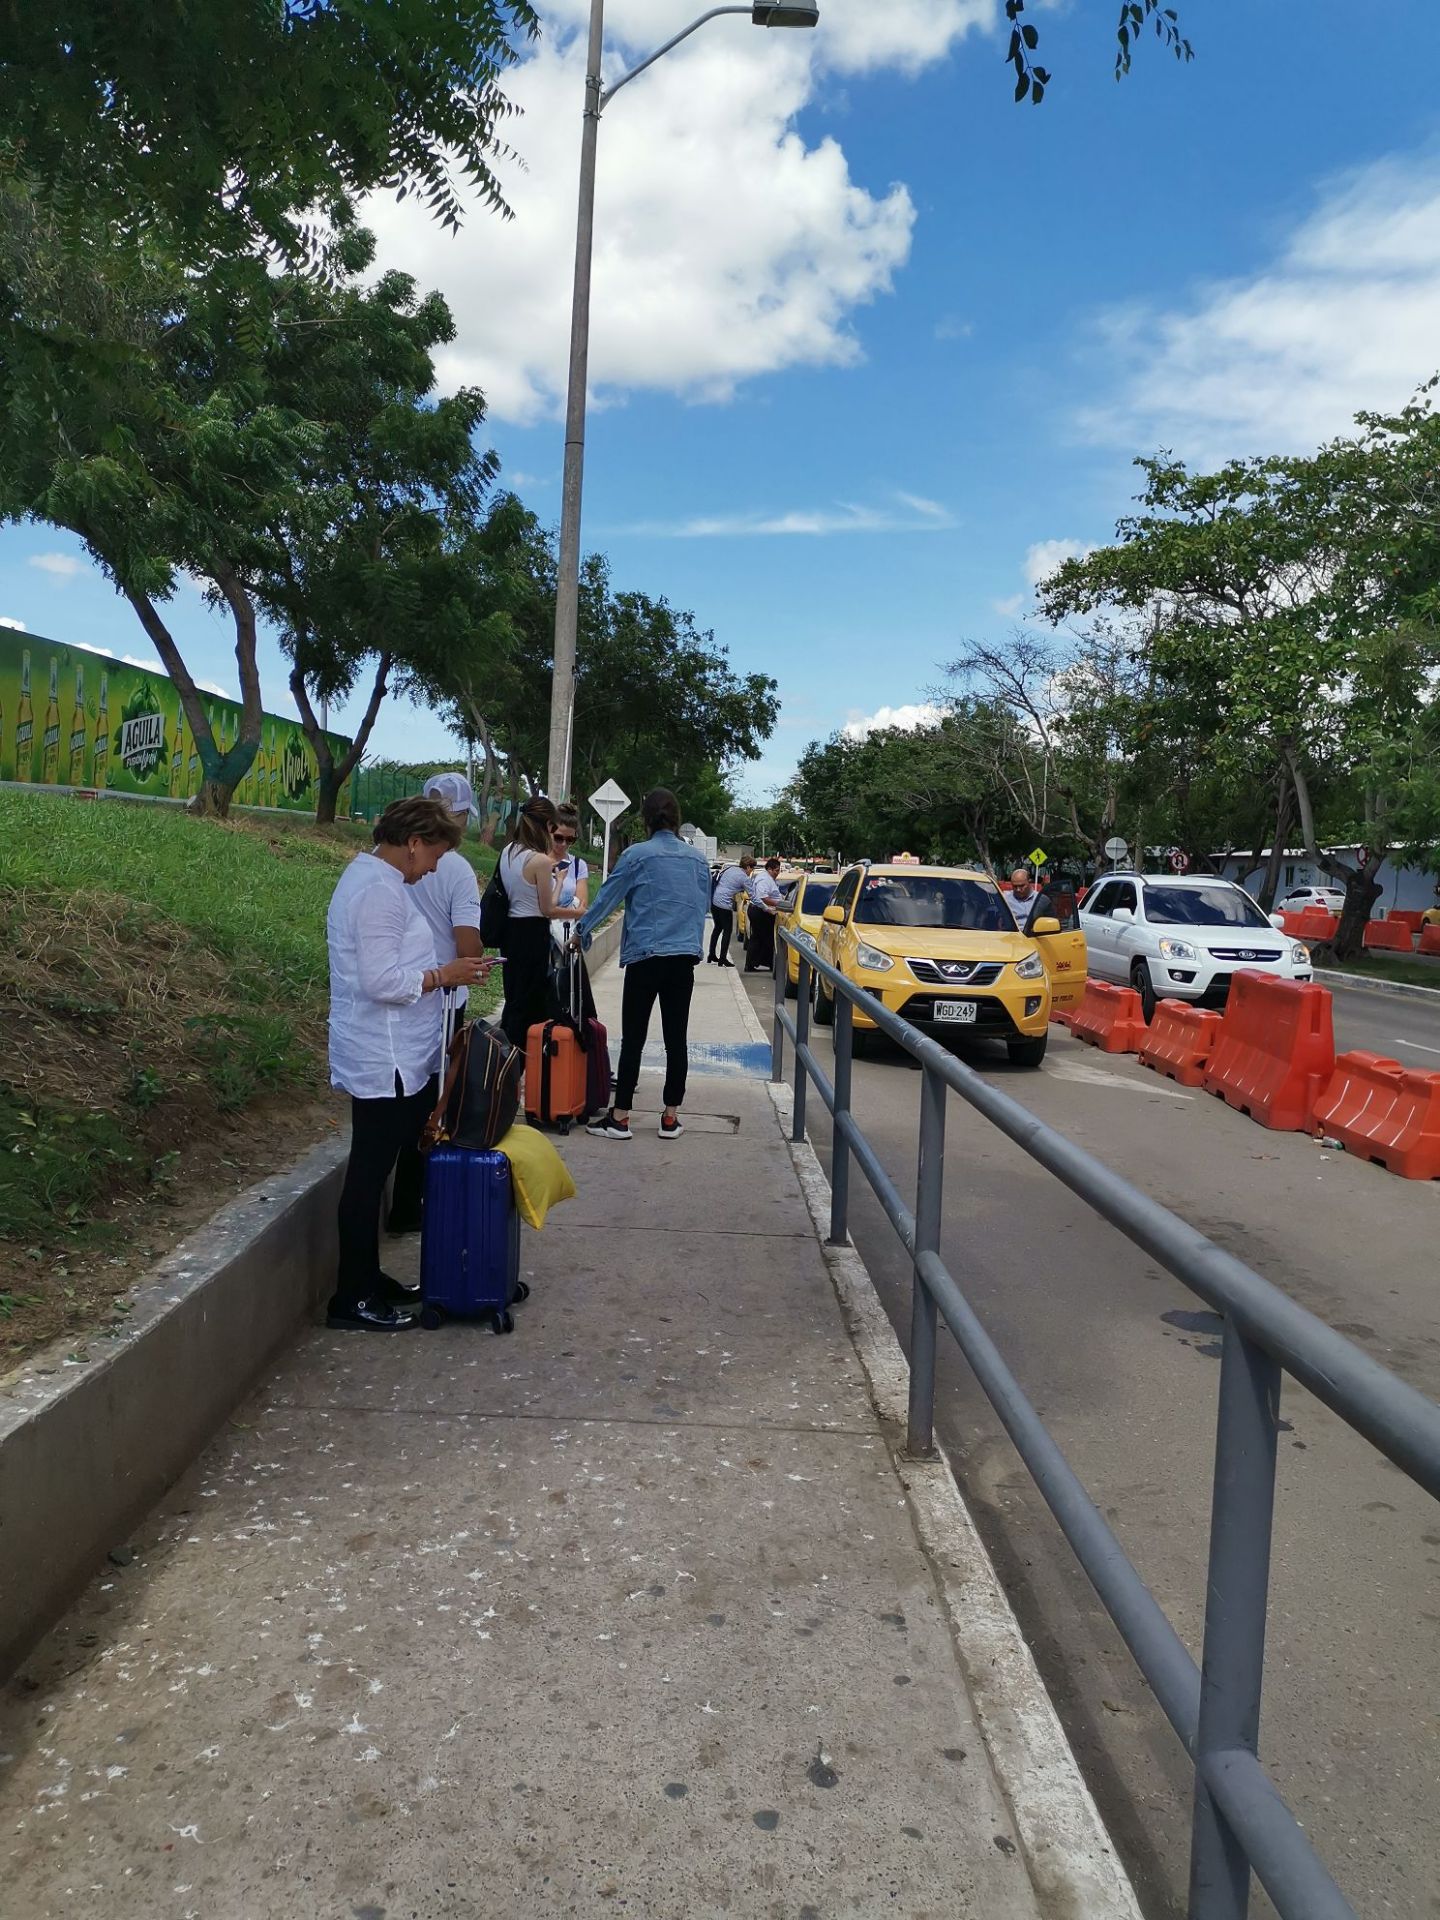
[385,772,486,1233]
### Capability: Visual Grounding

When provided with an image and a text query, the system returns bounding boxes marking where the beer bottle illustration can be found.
[41,655,61,784]
[268,722,281,807]
[68,663,87,785]
[93,672,110,787]
[170,700,188,798]
[250,719,266,806]
[14,649,32,780]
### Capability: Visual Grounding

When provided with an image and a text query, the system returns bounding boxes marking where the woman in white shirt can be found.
[327,797,490,1333]
[498,796,584,1047]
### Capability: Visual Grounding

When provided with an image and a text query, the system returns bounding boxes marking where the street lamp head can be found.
[752,3,819,25]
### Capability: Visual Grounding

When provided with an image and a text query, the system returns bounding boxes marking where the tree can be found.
[1,0,538,272]
[1003,0,1192,107]
[1039,436,1440,954]
[0,200,499,816]
[432,495,778,840]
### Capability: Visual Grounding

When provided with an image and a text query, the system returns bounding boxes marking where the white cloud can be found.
[28,552,86,579]
[362,0,1002,424]
[1087,155,1440,461]
[623,491,954,537]
[993,537,1094,615]
[81,641,233,700]
[842,700,946,741]
[0,616,26,630]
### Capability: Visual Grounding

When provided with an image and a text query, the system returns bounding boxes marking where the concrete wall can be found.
[0,1141,345,1679]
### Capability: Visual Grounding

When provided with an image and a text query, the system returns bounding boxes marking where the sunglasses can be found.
[553,832,576,844]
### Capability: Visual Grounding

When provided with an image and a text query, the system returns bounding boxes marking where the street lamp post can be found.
[545,1,819,802]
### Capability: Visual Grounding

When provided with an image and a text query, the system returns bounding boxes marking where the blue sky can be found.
[4,0,1439,810]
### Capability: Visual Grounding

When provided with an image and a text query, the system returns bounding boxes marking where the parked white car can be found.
[1276,885,1345,916]
[1079,874,1313,1021]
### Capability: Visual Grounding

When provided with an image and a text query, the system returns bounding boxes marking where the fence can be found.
[770,928,1440,1920]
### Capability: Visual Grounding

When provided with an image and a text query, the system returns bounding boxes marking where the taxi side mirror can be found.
[822,904,846,926]
[1030,916,1062,935]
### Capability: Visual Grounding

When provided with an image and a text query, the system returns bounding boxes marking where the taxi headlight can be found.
[792,926,816,948]
[854,941,894,972]
[1014,950,1045,980]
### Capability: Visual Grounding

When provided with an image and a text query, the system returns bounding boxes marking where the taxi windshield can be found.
[801,882,836,915]
[1143,884,1270,929]
[854,874,1012,932]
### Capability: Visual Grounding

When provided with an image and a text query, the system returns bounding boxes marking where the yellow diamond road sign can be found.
[1028,847,1046,867]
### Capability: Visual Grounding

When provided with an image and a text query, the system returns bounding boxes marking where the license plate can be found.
[933,999,977,1024]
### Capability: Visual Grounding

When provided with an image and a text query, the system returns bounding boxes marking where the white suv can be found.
[1080,874,1313,1021]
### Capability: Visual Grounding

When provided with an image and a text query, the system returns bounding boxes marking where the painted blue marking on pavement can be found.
[636,1039,771,1078]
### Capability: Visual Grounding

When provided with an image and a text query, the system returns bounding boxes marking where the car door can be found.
[1081,881,1117,979]
[1105,880,1143,977]
[818,869,860,974]
[1036,891,1088,1012]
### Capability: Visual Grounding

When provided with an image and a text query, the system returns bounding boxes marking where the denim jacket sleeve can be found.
[575,848,638,950]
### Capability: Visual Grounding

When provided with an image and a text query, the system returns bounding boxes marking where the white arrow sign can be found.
[589,779,631,884]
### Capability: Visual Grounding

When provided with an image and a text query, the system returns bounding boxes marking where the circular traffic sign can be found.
[1169,849,1190,873]
[1103,836,1129,862]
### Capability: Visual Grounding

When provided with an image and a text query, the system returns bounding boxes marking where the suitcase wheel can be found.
[419,1304,444,1331]
[492,1308,515,1336]
[514,1279,531,1303]
[558,1117,572,1136]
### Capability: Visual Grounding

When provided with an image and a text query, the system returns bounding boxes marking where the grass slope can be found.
[0,791,499,1363]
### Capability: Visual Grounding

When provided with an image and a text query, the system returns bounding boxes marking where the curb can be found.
[0,1138,346,1679]
[740,966,1142,1918]
[1314,966,1440,1003]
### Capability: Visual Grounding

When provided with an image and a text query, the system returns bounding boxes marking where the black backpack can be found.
[479,861,509,952]
[423,1015,521,1153]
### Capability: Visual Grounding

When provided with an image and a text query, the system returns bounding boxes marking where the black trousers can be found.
[389,1005,466,1228]
[615,955,697,1110]
[708,907,733,964]
[334,1073,437,1308]
[745,907,776,971]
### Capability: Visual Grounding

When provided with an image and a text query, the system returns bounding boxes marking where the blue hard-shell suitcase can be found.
[419,1145,527,1334]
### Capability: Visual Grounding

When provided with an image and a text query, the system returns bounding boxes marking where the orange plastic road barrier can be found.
[1296,908,1339,939]
[1312,1051,1440,1179]
[1278,911,1309,936]
[1363,920,1414,952]
[1202,972,1336,1131]
[1138,999,1222,1088]
[1051,1006,1077,1029]
[1387,909,1425,936]
[1420,926,1440,956]
[1069,981,1147,1054]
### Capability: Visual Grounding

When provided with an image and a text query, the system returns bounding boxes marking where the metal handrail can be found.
[770,928,1440,1920]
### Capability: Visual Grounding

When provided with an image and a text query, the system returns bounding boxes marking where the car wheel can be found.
[1131,960,1157,1024]
[812,976,834,1026]
[1007,1033,1048,1068]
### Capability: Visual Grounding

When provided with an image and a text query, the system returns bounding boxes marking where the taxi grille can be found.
[906,959,1003,986]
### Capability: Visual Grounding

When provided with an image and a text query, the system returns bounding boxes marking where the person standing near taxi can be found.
[708,854,754,967]
[744,857,784,973]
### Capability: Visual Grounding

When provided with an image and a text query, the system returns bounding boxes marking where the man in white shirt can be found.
[1008,867,1052,932]
[744,858,784,973]
[387,772,486,1234]
[707,855,755,967]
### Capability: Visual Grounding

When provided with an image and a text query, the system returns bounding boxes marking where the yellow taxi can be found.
[775,871,844,995]
[812,862,1087,1066]
[736,866,797,947]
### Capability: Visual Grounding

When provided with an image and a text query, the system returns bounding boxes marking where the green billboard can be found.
[0,627,352,813]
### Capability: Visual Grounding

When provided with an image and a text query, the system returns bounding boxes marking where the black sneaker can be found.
[586,1109,632,1140]
[658,1113,685,1141]
[326,1298,419,1332]
[718,959,735,969]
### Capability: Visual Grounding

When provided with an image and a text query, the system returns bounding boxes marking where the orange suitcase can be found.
[525,1019,588,1133]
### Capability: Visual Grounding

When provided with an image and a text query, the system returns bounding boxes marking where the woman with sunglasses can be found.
[551,802,597,1021]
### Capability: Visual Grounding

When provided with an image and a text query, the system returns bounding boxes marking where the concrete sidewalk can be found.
[0,954,1108,1918]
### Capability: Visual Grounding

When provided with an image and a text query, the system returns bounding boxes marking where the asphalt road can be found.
[742,967,1440,1920]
